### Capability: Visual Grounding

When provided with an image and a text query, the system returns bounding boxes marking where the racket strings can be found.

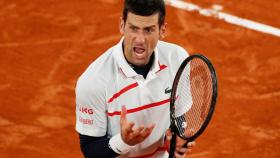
[174,58,213,139]
[174,115,186,137]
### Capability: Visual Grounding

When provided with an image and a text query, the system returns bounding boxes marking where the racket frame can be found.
[169,54,218,157]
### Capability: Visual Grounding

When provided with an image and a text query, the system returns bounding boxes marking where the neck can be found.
[122,42,154,79]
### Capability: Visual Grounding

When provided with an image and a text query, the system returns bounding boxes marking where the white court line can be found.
[165,0,280,37]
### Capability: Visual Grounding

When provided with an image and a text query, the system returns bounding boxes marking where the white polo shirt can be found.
[76,38,189,158]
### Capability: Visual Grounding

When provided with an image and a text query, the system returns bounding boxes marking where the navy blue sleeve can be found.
[79,133,119,158]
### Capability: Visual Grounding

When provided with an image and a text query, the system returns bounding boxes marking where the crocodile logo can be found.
[165,87,172,94]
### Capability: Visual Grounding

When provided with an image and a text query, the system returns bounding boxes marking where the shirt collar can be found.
[113,37,160,78]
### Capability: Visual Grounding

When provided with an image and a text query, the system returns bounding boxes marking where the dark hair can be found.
[123,0,166,26]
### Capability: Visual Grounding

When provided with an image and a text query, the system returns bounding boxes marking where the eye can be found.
[130,26,138,32]
[144,28,154,34]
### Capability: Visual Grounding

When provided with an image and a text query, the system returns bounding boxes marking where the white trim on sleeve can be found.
[109,134,136,154]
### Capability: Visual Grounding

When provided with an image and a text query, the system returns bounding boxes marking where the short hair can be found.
[122,0,166,26]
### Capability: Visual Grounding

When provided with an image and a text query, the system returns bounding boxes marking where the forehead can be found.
[126,12,159,27]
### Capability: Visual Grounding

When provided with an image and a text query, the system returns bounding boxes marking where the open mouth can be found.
[133,47,146,58]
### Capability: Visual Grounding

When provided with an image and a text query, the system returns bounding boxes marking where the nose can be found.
[134,32,145,44]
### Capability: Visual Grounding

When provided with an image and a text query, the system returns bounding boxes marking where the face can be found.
[120,12,166,66]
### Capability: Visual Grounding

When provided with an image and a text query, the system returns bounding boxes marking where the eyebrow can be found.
[128,22,156,29]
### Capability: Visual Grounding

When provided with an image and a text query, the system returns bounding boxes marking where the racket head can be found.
[170,54,218,142]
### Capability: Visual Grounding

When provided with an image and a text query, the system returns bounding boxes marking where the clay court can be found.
[0,0,280,157]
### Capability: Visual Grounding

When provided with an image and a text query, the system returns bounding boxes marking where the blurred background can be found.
[0,0,279,157]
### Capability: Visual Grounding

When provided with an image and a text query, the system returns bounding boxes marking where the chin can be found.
[133,60,146,66]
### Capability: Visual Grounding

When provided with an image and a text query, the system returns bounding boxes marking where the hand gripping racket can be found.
[168,54,218,158]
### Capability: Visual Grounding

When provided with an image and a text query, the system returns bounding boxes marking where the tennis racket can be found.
[168,54,218,158]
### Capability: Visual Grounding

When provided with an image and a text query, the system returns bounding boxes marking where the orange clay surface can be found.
[0,0,279,157]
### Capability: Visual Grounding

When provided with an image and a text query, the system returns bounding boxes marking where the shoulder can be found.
[76,47,117,95]
[157,40,189,63]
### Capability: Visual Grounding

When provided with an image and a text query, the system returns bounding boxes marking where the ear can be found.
[159,22,167,39]
[119,17,125,35]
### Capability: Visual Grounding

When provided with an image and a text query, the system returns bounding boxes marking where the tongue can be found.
[134,47,145,54]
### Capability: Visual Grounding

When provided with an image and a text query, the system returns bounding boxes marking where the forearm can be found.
[79,134,119,158]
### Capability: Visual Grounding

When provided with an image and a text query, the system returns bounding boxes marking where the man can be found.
[76,0,195,157]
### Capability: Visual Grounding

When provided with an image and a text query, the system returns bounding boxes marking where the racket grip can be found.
[168,132,176,158]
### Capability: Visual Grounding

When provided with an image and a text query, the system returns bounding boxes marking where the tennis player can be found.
[76,0,195,157]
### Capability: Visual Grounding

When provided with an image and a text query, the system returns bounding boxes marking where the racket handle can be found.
[168,132,176,158]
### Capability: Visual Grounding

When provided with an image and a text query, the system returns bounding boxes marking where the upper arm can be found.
[75,69,108,137]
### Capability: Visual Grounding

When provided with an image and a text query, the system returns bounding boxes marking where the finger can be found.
[175,147,187,154]
[149,124,155,133]
[122,122,135,140]
[141,124,155,132]
[139,128,151,138]
[187,141,196,148]
[186,148,193,154]
[147,124,155,132]
[176,149,192,156]
[130,124,154,140]
[175,144,194,155]
[141,124,155,137]
[125,122,135,134]
[165,128,172,140]
[174,152,184,158]
[128,127,144,139]
[133,126,145,135]
[176,136,186,147]
[120,105,127,123]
